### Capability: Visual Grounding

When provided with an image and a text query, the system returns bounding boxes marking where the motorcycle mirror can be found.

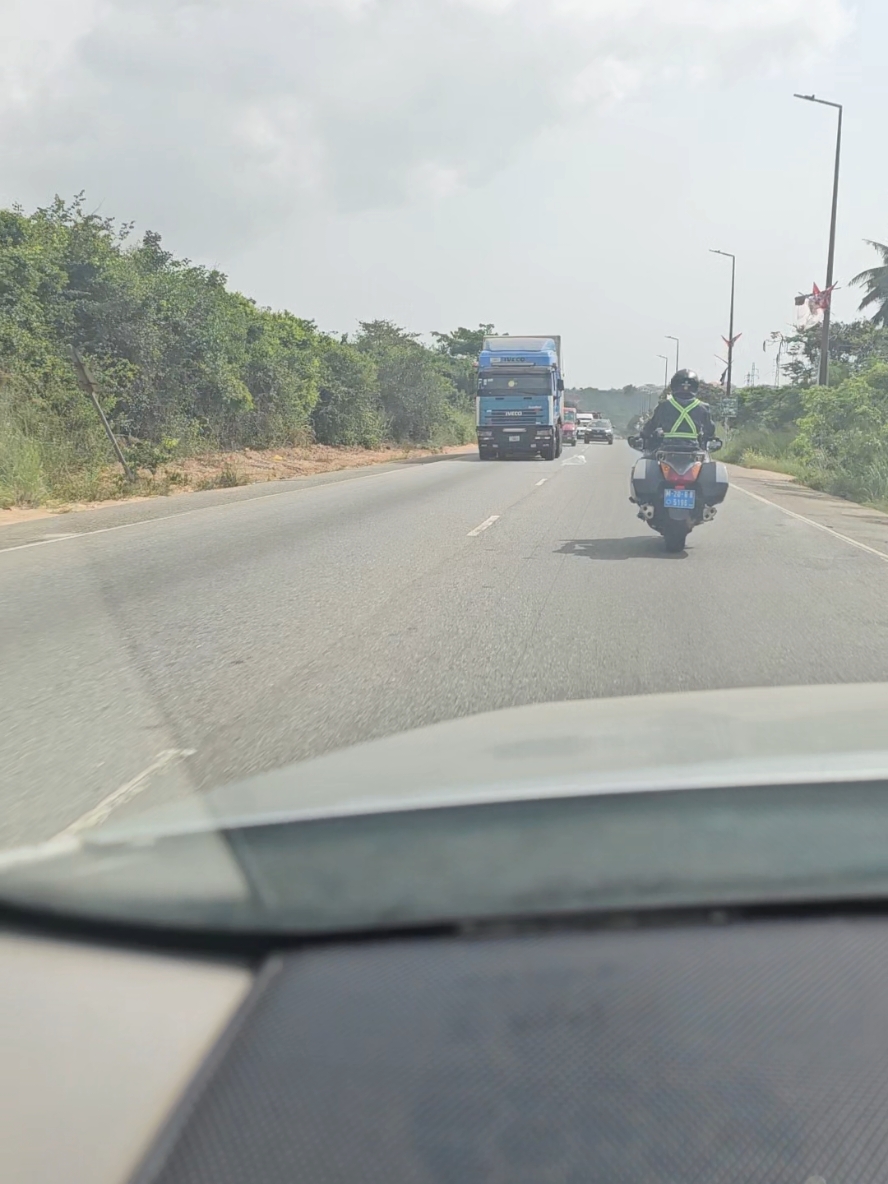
[627,435,644,451]
[709,438,723,453]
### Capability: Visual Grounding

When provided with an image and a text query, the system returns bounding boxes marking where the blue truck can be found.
[475,335,565,460]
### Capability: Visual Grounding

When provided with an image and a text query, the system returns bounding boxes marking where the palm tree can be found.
[851,240,888,327]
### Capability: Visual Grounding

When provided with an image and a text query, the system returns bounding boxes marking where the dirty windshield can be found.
[2,0,886,926]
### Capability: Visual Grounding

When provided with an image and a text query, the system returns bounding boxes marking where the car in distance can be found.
[583,418,614,444]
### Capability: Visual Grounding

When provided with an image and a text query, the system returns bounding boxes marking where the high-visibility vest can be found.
[663,396,702,440]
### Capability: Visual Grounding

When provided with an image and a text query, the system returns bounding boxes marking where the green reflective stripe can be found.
[663,396,702,439]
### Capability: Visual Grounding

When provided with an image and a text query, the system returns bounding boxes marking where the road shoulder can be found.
[0,447,476,550]
[727,463,888,559]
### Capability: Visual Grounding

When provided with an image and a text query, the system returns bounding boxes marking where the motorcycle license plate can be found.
[509,435,520,442]
[664,489,695,509]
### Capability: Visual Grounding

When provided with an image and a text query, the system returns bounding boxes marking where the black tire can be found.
[543,437,557,461]
[608,438,614,445]
[662,523,689,552]
[555,430,563,458]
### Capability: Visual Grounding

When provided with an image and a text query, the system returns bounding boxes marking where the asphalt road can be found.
[4,439,888,849]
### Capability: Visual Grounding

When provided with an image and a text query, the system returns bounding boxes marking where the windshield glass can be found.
[478,373,552,394]
[0,0,882,938]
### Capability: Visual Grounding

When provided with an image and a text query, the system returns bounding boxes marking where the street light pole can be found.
[665,335,680,376]
[794,93,843,387]
[656,353,669,398]
[710,249,736,407]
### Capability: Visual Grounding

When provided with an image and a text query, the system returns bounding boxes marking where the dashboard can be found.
[6,906,888,1183]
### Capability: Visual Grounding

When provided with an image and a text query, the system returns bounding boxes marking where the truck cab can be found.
[475,336,564,460]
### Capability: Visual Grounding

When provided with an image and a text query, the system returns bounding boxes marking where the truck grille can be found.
[485,411,539,426]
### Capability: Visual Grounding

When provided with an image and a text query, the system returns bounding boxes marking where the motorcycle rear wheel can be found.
[662,523,689,552]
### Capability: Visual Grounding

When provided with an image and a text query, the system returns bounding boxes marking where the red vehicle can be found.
[563,407,578,446]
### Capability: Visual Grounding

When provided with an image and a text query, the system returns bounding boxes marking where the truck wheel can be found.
[555,431,563,458]
[543,438,557,461]
[608,438,614,445]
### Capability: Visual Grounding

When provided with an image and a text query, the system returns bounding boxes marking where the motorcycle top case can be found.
[698,460,729,504]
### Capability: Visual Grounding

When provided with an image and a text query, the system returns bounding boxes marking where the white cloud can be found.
[0,0,853,249]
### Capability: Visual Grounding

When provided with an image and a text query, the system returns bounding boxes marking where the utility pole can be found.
[764,332,786,387]
[794,93,843,386]
[68,346,135,482]
[710,250,737,409]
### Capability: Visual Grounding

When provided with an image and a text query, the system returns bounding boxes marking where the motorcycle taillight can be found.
[660,460,701,483]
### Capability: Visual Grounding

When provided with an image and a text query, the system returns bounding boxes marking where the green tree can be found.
[852,240,888,327]
[431,324,496,357]
[357,320,460,444]
[312,339,383,448]
[783,319,888,386]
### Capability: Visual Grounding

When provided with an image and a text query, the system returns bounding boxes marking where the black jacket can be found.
[641,395,716,450]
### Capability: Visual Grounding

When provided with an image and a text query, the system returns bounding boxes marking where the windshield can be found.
[478,372,552,395]
[1,0,883,939]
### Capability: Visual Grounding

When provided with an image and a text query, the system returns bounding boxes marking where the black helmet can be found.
[670,369,700,396]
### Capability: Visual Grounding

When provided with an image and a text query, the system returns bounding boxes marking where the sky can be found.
[0,0,883,388]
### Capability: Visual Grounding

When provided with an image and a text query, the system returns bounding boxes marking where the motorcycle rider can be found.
[641,370,716,451]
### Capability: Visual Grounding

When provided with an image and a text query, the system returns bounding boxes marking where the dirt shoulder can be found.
[0,441,475,529]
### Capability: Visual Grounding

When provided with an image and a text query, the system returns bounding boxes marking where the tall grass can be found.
[719,427,797,465]
[0,384,113,508]
[719,423,888,510]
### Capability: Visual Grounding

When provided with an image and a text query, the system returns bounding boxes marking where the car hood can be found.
[5,683,888,922]
[54,682,888,837]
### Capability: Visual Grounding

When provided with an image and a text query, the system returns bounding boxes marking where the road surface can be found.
[4,439,888,849]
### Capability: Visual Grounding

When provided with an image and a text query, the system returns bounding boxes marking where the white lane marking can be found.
[467,514,500,537]
[734,483,888,563]
[0,465,417,555]
[535,478,547,486]
[60,748,196,836]
[562,454,586,466]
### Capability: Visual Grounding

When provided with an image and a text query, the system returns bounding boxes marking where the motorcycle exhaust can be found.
[639,504,655,521]
[702,505,717,522]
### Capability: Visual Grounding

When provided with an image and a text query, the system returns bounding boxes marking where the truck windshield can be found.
[478,373,552,395]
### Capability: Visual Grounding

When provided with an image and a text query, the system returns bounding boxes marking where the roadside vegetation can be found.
[0,196,482,508]
[724,309,888,508]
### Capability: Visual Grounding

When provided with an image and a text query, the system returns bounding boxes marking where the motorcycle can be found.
[626,432,729,552]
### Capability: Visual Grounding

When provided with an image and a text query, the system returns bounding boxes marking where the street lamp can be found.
[794,93,843,387]
[665,335,680,376]
[710,249,736,407]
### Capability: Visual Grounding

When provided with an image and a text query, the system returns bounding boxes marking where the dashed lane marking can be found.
[467,515,500,537]
[60,748,197,836]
